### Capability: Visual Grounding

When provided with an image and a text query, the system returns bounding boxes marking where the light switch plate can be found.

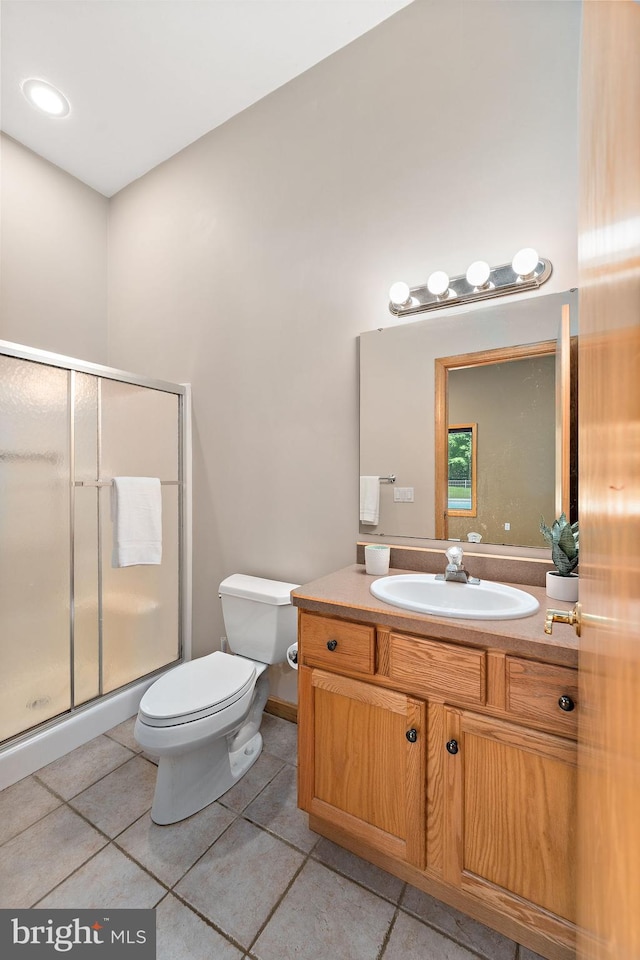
[394,487,414,502]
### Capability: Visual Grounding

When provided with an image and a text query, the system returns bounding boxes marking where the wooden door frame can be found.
[434,340,556,539]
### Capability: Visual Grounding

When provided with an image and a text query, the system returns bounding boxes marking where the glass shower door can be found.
[0,356,71,741]
[0,348,184,746]
[99,379,180,692]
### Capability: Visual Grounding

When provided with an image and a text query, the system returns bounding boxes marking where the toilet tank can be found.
[218,575,300,664]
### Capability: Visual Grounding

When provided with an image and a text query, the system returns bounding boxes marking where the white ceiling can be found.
[0,0,412,197]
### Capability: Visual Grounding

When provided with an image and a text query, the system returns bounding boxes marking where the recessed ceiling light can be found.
[21,78,70,118]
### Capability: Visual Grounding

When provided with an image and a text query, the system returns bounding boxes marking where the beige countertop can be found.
[292,564,579,668]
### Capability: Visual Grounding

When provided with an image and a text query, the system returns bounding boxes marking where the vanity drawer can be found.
[299,612,375,675]
[388,632,486,705]
[505,657,578,738]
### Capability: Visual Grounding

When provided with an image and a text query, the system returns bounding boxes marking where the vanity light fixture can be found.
[465,260,492,290]
[426,270,452,298]
[389,281,412,308]
[511,247,540,280]
[388,248,552,317]
[21,78,71,118]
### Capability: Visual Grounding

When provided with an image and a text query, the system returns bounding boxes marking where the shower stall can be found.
[0,341,191,788]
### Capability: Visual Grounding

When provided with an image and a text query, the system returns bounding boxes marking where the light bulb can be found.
[389,281,411,307]
[511,247,539,279]
[465,260,491,289]
[21,78,70,117]
[427,270,450,297]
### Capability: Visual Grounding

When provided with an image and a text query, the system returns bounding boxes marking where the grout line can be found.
[166,886,249,955]
[245,850,312,954]
[377,906,400,960]
[28,831,112,908]
[394,899,518,960]
[33,747,142,804]
[307,847,407,908]
[0,802,65,849]
[118,806,242,889]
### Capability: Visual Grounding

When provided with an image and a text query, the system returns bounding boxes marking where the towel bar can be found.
[74,479,183,487]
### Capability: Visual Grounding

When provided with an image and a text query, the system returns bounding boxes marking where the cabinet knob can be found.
[326,639,338,651]
[406,728,418,743]
[446,739,459,755]
[558,695,575,712]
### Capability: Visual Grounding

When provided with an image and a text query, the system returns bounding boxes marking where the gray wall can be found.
[0,1,582,702]
[0,134,108,361]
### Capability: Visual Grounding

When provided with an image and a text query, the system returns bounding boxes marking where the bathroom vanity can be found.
[293,564,578,960]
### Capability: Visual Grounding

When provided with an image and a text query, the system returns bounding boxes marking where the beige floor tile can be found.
[218,750,285,813]
[117,801,236,887]
[155,894,243,960]
[35,843,165,908]
[244,764,318,852]
[384,911,488,960]
[35,735,135,800]
[260,715,298,765]
[69,755,157,837]
[252,858,395,960]
[0,805,106,907]
[313,838,405,903]
[175,817,304,948]
[105,716,143,753]
[0,775,62,846]
[401,886,517,960]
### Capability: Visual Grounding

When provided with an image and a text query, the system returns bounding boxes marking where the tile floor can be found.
[0,714,547,960]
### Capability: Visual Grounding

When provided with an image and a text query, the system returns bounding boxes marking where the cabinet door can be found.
[443,709,577,928]
[298,666,426,868]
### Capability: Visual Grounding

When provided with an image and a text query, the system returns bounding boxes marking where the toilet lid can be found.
[139,652,256,727]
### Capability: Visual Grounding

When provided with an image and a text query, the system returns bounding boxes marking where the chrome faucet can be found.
[435,545,480,584]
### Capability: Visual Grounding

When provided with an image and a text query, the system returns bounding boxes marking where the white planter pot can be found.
[546,571,579,602]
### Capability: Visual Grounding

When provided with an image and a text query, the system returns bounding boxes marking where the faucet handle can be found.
[445,545,464,566]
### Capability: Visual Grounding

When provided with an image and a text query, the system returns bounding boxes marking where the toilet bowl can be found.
[135,574,299,824]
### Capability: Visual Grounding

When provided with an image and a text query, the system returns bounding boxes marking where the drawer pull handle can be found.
[558,695,575,712]
[406,728,418,743]
[326,639,338,651]
[446,739,459,755]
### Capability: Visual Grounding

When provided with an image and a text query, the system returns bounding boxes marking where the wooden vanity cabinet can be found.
[297,610,578,960]
[298,666,426,867]
[443,709,577,931]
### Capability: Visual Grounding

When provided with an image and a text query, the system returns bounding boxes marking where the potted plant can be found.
[540,512,579,601]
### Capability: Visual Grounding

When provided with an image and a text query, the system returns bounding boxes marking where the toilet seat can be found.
[139,651,256,727]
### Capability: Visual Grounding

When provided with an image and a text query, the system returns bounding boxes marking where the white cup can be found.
[364,544,391,575]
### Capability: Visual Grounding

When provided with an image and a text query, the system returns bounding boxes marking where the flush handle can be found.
[406,728,418,743]
[326,639,338,651]
[446,739,459,755]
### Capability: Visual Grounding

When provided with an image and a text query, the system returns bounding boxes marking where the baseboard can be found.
[265,696,297,723]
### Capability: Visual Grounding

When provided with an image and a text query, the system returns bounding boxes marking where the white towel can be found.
[359,476,380,525]
[111,477,162,567]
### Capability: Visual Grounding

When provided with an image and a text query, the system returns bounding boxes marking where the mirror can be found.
[359,290,578,549]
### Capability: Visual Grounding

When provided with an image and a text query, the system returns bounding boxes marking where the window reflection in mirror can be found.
[448,424,477,516]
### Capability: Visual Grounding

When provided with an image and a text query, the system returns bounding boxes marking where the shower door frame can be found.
[0,338,192,746]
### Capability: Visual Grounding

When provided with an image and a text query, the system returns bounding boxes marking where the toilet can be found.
[134,574,299,825]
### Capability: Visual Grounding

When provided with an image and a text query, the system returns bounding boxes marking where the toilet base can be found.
[149,730,263,825]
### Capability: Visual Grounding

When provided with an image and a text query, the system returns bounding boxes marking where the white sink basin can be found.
[370,574,539,620]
